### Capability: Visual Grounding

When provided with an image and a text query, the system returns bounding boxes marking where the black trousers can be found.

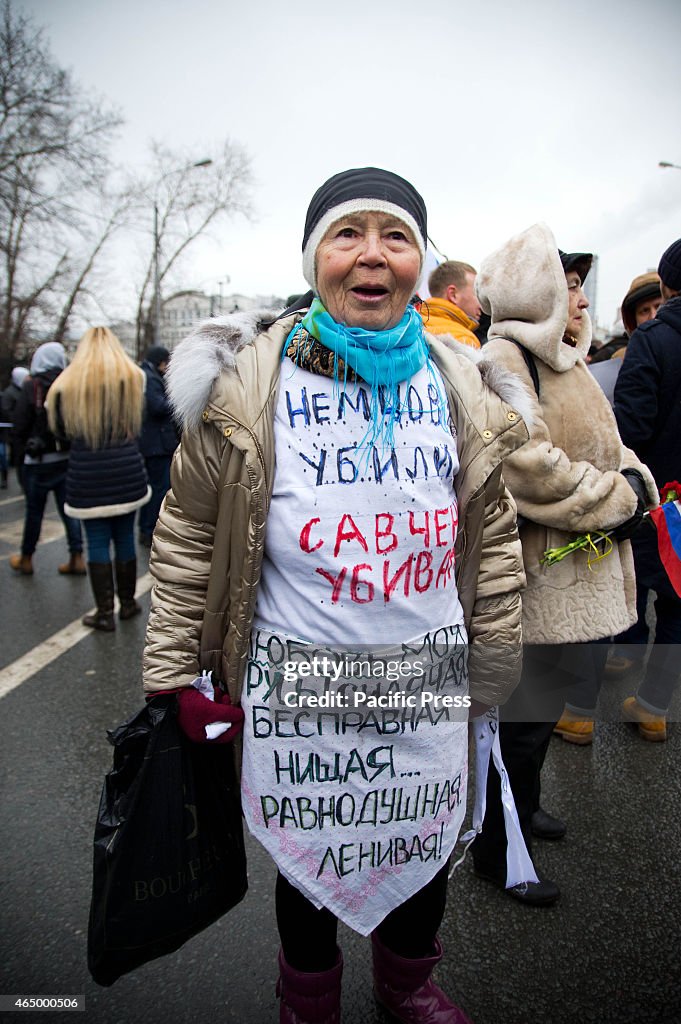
[472,719,555,877]
[472,644,574,879]
[276,861,450,972]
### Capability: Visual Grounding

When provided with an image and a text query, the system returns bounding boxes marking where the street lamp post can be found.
[218,276,230,314]
[152,158,213,347]
[659,161,681,171]
[153,202,161,345]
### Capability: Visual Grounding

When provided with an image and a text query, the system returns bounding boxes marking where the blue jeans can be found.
[21,461,82,556]
[139,455,172,537]
[83,513,136,563]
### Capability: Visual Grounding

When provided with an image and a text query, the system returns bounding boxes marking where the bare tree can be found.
[52,184,138,345]
[133,140,254,357]
[0,0,123,374]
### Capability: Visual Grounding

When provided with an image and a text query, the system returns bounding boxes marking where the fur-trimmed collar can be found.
[167,309,535,432]
[476,222,592,372]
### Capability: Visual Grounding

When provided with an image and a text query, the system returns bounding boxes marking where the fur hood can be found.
[476,222,591,372]
[166,308,536,432]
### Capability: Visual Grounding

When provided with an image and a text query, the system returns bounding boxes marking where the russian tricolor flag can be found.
[650,500,681,598]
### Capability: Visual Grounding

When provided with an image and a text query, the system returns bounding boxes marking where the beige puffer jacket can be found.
[143,310,532,712]
[476,223,658,644]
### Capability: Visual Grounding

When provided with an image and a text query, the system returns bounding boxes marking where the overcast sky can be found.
[19,0,681,330]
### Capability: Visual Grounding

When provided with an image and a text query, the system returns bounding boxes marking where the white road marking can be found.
[0,494,23,508]
[0,571,154,699]
[0,517,64,549]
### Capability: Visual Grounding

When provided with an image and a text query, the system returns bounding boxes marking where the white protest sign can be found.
[240,629,469,935]
[242,360,472,932]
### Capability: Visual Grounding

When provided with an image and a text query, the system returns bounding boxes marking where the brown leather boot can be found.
[9,553,33,575]
[553,709,594,745]
[82,562,115,631]
[114,559,141,620]
[58,552,87,575]
[622,696,667,741]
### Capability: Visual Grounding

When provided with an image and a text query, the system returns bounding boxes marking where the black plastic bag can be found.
[87,695,248,986]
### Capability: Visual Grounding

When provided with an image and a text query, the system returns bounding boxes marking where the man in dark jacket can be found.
[613,238,681,739]
[0,367,29,487]
[138,346,179,546]
[589,273,663,406]
[0,366,29,485]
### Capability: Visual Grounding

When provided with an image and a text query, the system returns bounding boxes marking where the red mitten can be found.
[176,686,244,744]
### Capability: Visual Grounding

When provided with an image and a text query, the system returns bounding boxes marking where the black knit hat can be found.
[558,249,593,285]
[658,238,681,291]
[302,167,427,291]
[144,345,170,367]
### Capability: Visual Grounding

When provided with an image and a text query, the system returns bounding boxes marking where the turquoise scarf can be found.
[302,296,428,386]
[285,297,443,450]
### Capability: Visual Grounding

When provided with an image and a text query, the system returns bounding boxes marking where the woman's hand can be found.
[176,687,244,744]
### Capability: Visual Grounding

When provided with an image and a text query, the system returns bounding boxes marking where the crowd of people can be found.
[3,334,178,627]
[2,167,679,1024]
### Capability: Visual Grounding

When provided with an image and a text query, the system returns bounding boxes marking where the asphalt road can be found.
[0,473,679,1024]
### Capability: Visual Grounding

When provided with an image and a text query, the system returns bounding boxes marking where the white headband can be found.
[302,199,426,292]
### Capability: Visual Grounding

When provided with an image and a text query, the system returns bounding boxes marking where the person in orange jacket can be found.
[420,260,481,349]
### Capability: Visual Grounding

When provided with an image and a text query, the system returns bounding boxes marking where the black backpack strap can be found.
[261,290,314,329]
[509,340,540,398]
[33,378,44,409]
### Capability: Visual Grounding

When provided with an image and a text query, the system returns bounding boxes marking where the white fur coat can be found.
[476,223,658,643]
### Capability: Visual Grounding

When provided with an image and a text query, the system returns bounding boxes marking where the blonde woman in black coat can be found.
[47,327,150,630]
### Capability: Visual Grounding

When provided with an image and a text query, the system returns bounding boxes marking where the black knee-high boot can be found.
[115,559,141,620]
[82,562,115,631]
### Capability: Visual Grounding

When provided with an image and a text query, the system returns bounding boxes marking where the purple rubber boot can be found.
[371,932,473,1024]
[276,947,343,1024]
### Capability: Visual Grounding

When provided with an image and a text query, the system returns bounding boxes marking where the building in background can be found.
[94,290,286,359]
[108,320,138,359]
[583,253,598,326]
[158,290,285,350]
[159,291,213,349]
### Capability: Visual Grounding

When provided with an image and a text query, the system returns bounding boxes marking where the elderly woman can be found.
[471,224,657,906]
[143,168,531,1024]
